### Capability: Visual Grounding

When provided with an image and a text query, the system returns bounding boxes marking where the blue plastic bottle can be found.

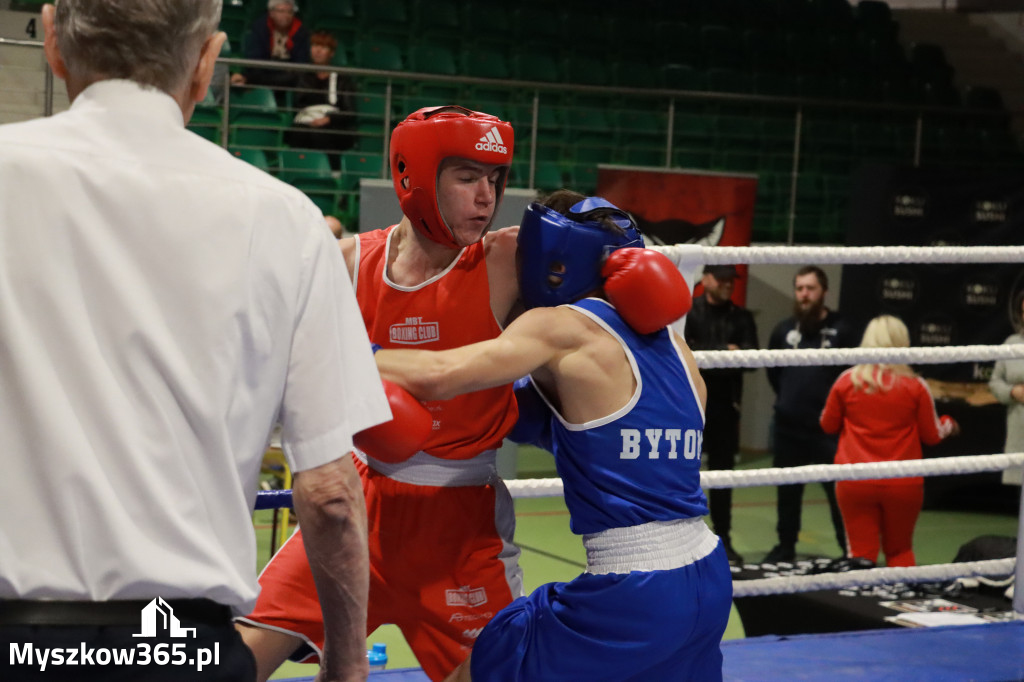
[367,642,388,672]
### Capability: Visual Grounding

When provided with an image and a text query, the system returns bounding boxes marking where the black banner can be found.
[840,164,1024,383]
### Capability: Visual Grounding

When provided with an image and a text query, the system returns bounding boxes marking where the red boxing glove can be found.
[353,379,433,463]
[601,248,692,334]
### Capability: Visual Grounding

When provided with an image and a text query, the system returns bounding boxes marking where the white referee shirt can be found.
[0,80,391,612]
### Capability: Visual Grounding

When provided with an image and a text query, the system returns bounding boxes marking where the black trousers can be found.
[703,393,740,541]
[772,418,846,552]
[0,601,256,681]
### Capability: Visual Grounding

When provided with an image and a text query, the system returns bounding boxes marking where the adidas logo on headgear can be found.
[475,126,508,155]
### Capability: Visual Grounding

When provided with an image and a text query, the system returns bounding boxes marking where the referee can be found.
[0,1,390,680]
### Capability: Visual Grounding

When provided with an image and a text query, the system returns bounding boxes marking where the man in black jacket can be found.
[684,265,758,564]
[764,265,857,564]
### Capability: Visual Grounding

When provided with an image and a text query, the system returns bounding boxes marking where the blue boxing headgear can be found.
[518,197,644,309]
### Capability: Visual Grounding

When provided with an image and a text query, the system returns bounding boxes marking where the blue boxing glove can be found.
[507,376,553,452]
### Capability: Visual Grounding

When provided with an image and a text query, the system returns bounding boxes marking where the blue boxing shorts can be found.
[469,541,732,682]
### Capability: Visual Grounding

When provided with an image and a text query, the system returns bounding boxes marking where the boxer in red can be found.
[236,106,524,682]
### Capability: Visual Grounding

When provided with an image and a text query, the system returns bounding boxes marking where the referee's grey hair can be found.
[268,0,298,10]
[53,0,222,93]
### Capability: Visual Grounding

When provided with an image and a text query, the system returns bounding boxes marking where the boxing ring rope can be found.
[253,452,1022,603]
[698,344,1024,369]
[504,453,1024,496]
[732,559,1016,598]
[255,243,1024,618]
[696,244,1024,265]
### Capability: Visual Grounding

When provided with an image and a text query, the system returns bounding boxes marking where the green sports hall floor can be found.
[254,447,1021,679]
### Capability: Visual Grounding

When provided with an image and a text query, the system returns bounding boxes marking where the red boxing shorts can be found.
[240,455,522,682]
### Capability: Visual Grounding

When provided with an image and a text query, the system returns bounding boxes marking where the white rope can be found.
[732,558,1016,597]
[505,453,1024,498]
[700,244,1024,265]
[703,453,1024,489]
[695,344,1024,369]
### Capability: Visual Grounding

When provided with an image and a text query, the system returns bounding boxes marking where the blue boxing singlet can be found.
[537,297,709,535]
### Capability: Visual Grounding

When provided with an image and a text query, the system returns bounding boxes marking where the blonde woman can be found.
[820,315,958,566]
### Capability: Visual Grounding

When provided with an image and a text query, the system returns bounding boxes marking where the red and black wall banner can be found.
[597,165,757,306]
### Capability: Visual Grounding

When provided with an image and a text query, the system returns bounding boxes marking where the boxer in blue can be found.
[375,189,733,682]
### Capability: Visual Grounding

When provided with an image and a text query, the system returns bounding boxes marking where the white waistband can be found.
[355,449,499,487]
[584,518,720,575]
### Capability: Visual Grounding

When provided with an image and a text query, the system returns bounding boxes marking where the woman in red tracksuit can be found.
[820,315,957,567]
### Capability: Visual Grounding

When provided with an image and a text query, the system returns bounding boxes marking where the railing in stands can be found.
[2,37,1020,244]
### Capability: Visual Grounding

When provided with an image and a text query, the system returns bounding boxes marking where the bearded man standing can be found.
[764,266,857,564]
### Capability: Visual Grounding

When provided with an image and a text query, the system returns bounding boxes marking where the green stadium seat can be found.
[716,149,759,173]
[610,55,661,89]
[512,53,560,83]
[354,38,404,71]
[278,150,333,184]
[351,121,388,154]
[311,0,356,23]
[460,47,512,80]
[230,147,273,174]
[533,161,566,191]
[188,104,223,144]
[561,54,609,87]
[674,148,713,170]
[279,149,343,215]
[568,164,599,195]
[622,145,668,167]
[409,43,458,75]
[569,134,615,165]
[230,87,278,117]
[229,118,283,148]
[340,151,386,189]
[507,161,530,189]
[463,5,514,45]
[415,0,460,39]
[229,104,284,157]
[513,7,561,43]
[357,0,409,38]
[674,113,718,151]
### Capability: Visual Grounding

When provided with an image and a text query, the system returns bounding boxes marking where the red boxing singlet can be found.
[355,227,517,459]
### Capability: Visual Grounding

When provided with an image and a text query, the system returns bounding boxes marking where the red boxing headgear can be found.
[390,106,514,248]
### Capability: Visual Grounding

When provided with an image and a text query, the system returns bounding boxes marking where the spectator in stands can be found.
[821,315,958,567]
[283,30,356,170]
[683,264,758,565]
[231,0,310,98]
[989,290,1024,486]
[764,266,857,564]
